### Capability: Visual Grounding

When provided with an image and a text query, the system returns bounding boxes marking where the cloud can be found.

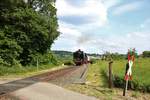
[53,0,115,52]
[140,18,150,29]
[56,0,107,18]
[52,0,149,54]
[56,0,122,32]
[102,0,121,9]
[56,0,108,29]
[97,31,150,54]
[112,1,143,15]
[53,26,150,54]
[83,31,149,54]
[58,21,82,38]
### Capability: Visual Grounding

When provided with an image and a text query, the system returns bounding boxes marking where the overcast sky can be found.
[51,0,150,54]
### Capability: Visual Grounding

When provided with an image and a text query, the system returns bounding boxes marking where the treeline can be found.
[52,50,73,64]
[0,0,59,66]
[102,50,150,60]
[52,50,150,61]
[142,51,150,58]
[102,52,125,60]
[53,50,73,57]
[53,50,102,58]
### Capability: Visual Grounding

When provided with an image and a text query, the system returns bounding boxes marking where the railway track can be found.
[0,64,88,99]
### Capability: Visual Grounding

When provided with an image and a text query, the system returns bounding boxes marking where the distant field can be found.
[99,58,150,92]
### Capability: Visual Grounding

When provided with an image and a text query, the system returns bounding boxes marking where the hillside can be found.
[52,50,102,59]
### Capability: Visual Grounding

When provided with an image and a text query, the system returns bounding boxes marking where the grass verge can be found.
[0,64,66,78]
[64,59,150,99]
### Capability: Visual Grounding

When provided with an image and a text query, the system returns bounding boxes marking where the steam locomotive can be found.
[73,49,89,66]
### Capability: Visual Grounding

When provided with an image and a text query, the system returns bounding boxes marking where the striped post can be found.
[123,49,135,96]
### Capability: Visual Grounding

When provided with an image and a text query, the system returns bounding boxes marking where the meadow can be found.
[65,58,150,99]
[99,58,150,92]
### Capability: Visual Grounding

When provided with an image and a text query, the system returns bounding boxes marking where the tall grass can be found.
[98,58,150,92]
[0,64,56,77]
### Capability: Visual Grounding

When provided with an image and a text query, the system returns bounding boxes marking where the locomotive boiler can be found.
[73,49,88,66]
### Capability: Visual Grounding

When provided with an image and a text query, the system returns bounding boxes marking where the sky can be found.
[51,0,150,54]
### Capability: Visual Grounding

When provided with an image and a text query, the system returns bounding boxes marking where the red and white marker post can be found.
[123,49,135,96]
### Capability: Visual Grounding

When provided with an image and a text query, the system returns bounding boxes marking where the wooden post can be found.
[108,61,113,88]
[37,58,39,71]
[123,79,128,96]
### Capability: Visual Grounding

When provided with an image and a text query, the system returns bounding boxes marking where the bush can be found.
[113,76,124,88]
[112,75,150,93]
[90,59,99,64]
[64,60,74,66]
[30,52,58,66]
[143,51,150,58]
[146,85,150,92]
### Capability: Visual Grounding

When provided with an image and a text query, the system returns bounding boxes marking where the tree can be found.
[143,51,150,58]
[0,0,59,66]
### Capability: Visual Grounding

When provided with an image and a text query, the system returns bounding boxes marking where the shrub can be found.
[64,60,74,66]
[112,75,150,93]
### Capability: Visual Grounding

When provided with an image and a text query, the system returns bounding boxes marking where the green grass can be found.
[65,58,150,99]
[0,64,59,77]
[98,58,150,92]
[65,63,116,99]
[98,58,150,84]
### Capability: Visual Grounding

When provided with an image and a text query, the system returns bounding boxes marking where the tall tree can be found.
[0,0,59,66]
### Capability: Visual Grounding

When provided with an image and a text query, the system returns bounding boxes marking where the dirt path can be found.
[0,65,91,100]
[0,66,78,95]
[48,64,88,86]
[9,82,98,100]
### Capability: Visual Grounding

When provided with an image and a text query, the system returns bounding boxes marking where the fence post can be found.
[37,58,39,71]
[123,79,128,96]
[108,61,113,88]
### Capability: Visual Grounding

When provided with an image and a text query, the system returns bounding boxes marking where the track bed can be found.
[0,65,88,99]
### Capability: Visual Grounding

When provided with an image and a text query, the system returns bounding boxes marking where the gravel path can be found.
[48,64,88,86]
[9,82,98,100]
[0,65,91,100]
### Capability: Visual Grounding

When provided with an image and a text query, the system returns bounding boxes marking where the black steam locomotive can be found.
[73,49,88,66]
